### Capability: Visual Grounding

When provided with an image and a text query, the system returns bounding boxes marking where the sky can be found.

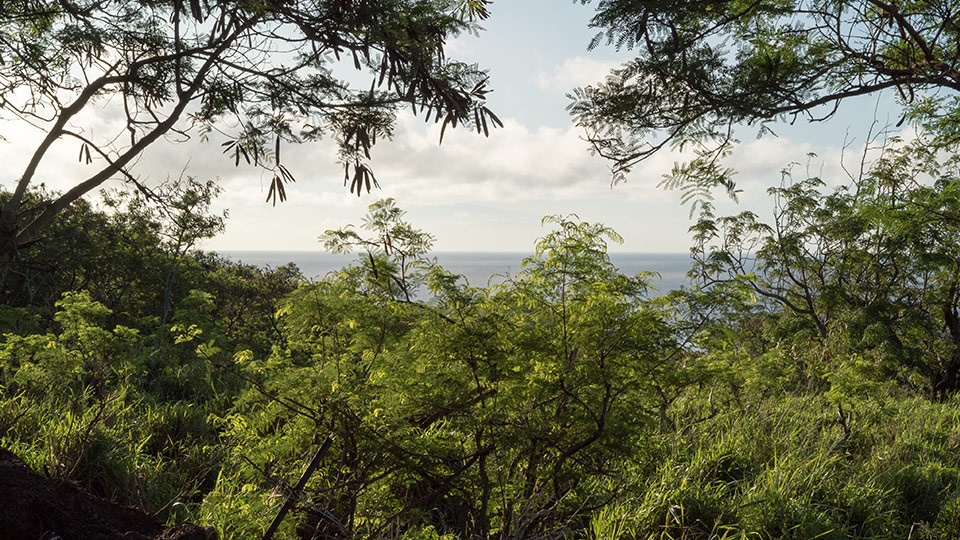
[1,1,906,254]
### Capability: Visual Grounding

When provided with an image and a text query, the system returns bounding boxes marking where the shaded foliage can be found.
[693,137,960,398]
[571,0,960,188]
[0,0,500,256]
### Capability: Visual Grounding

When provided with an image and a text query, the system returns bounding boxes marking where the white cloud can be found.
[0,97,865,254]
[348,112,677,206]
[535,56,622,91]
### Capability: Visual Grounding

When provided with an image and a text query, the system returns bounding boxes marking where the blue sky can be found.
[2,2,906,254]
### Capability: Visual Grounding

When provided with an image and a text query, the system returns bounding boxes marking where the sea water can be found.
[221,251,693,294]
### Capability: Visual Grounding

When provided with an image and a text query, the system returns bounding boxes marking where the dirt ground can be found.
[0,447,210,540]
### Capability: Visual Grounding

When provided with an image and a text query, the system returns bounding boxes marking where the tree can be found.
[0,0,501,256]
[204,207,683,538]
[475,215,676,537]
[321,197,437,302]
[0,177,225,322]
[692,137,960,398]
[570,0,960,184]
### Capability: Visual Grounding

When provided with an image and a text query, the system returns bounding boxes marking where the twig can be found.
[829,403,852,454]
[262,436,334,540]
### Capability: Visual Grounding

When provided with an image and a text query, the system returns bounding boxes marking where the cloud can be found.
[335,112,679,206]
[0,86,869,254]
[535,56,623,91]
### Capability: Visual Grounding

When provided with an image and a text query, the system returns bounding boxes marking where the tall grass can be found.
[589,390,960,539]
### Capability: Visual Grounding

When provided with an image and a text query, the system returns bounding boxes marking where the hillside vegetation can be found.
[4,143,960,538]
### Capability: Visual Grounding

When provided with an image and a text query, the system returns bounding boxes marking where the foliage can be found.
[0,177,225,323]
[321,197,439,302]
[6,194,960,538]
[0,183,299,526]
[195,254,303,358]
[0,291,224,521]
[0,0,501,255]
[588,389,960,540]
[570,0,960,186]
[203,207,682,538]
[692,137,960,398]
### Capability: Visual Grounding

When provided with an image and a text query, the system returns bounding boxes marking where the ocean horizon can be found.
[220,250,695,294]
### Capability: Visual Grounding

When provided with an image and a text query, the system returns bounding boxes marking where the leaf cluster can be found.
[692,136,960,398]
[0,0,502,253]
[571,0,960,183]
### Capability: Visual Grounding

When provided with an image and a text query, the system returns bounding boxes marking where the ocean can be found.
[220,251,694,294]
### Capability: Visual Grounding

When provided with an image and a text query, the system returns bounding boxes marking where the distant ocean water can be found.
[220,251,694,294]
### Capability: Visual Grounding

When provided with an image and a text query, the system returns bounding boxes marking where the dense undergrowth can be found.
[5,143,960,538]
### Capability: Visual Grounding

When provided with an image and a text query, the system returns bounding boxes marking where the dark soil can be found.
[0,447,211,540]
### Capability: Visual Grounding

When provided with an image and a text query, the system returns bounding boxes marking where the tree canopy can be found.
[0,0,500,255]
[690,136,960,398]
[570,0,960,183]
[8,192,960,536]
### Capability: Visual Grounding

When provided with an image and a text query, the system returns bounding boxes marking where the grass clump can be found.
[588,389,960,539]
